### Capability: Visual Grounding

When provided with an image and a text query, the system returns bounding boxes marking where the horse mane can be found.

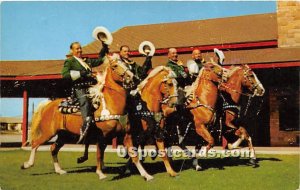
[88,68,107,106]
[185,61,221,98]
[135,66,174,94]
[225,66,241,78]
[184,67,204,98]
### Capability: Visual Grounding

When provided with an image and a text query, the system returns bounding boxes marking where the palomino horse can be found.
[21,58,154,181]
[219,65,265,164]
[131,66,179,176]
[182,62,223,170]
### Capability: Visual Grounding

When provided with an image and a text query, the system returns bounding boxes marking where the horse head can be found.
[202,61,223,81]
[239,65,265,96]
[159,68,178,108]
[137,66,178,112]
[107,54,134,85]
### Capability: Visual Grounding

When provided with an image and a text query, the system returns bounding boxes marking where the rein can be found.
[219,83,255,97]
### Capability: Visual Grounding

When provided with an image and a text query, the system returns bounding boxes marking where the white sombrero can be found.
[214,48,225,65]
[138,41,155,56]
[92,26,113,45]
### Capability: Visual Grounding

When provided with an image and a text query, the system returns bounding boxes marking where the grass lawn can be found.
[0,149,299,190]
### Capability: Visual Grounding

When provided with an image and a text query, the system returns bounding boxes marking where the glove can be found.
[80,70,91,77]
[99,42,109,58]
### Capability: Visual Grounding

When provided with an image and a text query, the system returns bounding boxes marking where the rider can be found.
[166,48,191,88]
[61,41,109,143]
[187,49,206,82]
[118,45,152,91]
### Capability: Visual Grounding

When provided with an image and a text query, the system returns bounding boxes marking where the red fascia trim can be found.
[248,61,300,69]
[83,40,277,58]
[0,74,62,81]
[1,60,298,81]
[222,61,300,69]
[132,41,278,56]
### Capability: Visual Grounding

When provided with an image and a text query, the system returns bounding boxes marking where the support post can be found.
[22,90,29,146]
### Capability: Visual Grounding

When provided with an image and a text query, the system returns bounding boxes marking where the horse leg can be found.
[156,139,178,177]
[237,127,257,163]
[228,126,249,150]
[95,141,107,180]
[77,144,89,164]
[21,134,53,169]
[195,123,214,153]
[228,133,244,149]
[21,146,38,169]
[192,144,203,171]
[224,111,242,150]
[51,130,70,175]
[124,133,153,181]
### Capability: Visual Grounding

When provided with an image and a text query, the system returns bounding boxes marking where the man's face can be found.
[120,46,130,59]
[168,48,178,62]
[71,43,82,58]
[192,50,202,61]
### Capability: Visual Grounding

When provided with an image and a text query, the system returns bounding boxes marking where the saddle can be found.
[58,96,80,114]
[59,72,106,114]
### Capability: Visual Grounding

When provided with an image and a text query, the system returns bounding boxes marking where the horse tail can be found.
[30,100,51,141]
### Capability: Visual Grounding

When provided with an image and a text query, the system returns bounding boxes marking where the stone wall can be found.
[277,1,300,47]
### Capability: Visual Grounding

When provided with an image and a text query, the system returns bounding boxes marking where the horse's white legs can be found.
[192,157,202,171]
[96,168,107,180]
[22,146,38,169]
[133,159,154,181]
[248,137,256,159]
[228,136,244,150]
[96,143,107,180]
[53,162,67,175]
[124,133,154,181]
[51,143,67,175]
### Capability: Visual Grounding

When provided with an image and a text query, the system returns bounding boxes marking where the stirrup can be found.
[76,126,89,144]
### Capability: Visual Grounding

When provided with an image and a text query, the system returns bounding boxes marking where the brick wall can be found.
[277,1,300,47]
[269,88,299,146]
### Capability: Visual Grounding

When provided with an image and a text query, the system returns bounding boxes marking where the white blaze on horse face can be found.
[252,72,265,96]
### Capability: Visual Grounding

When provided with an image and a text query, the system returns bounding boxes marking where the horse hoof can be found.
[21,162,33,169]
[249,158,257,165]
[99,175,107,180]
[195,165,202,171]
[77,156,88,164]
[227,144,233,150]
[56,170,67,175]
[169,172,178,177]
[96,170,107,180]
[144,175,154,181]
[124,168,131,175]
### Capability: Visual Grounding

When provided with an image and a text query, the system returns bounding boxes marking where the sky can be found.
[0,1,277,117]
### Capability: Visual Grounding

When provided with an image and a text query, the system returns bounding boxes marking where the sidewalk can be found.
[1,132,299,155]
[1,144,297,155]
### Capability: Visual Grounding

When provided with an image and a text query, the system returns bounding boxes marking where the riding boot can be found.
[77,116,93,144]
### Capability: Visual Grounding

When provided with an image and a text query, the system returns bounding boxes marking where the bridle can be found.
[221,66,265,116]
[243,67,262,94]
[160,73,178,107]
[220,66,263,97]
[109,59,134,86]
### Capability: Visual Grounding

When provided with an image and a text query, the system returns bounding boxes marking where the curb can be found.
[14,145,300,155]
